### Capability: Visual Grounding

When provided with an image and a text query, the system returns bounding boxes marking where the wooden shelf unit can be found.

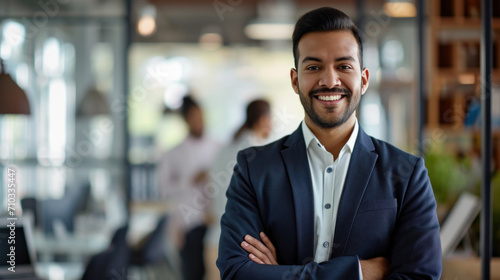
[427,0,500,169]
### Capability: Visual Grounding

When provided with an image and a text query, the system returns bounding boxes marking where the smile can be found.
[316,95,343,101]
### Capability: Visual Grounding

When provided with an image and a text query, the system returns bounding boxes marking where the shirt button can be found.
[326,167,333,173]
[323,241,329,248]
[317,143,321,147]
[325,203,331,209]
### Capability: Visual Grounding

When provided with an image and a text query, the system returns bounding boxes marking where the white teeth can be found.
[318,95,342,101]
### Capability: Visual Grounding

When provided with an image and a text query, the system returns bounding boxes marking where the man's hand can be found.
[240,232,390,279]
[240,232,278,265]
[360,257,390,280]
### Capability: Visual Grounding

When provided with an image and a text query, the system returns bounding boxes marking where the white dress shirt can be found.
[302,119,363,278]
[157,135,221,232]
[205,129,270,246]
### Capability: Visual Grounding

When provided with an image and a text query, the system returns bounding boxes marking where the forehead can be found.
[297,30,360,64]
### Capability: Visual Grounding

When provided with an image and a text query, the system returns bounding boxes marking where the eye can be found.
[305,65,320,71]
[338,65,352,70]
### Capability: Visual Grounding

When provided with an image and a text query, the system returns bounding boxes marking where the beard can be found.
[298,82,362,128]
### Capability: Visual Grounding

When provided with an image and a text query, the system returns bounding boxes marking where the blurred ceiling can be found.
[133,0,385,44]
[0,0,386,45]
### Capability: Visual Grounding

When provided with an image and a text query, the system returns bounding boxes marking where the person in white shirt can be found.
[157,95,220,280]
[204,99,272,280]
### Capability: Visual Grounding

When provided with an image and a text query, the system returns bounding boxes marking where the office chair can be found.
[129,214,181,279]
[131,215,168,265]
[41,184,90,235]
[440,192,481,257]
[21,197,39,228]
[81,225,130,280]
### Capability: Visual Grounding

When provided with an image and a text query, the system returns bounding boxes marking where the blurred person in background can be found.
[204,99,272,280]
[157,95,221,280]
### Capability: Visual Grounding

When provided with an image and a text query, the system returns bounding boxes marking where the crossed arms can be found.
[241,232,390,280]
[217,149,442,280]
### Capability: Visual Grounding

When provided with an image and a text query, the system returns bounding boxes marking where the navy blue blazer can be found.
[217,125,442,280]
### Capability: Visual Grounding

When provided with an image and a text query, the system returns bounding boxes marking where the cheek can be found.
[342,76,361,91]
[297,75,314,92]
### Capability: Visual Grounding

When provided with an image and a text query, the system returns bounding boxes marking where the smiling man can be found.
[217,7,442,280]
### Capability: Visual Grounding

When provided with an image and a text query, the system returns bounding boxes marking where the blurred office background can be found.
[0,0,499,279]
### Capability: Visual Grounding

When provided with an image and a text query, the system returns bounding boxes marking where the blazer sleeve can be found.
[217,150,361,280]
[387,157,442,279]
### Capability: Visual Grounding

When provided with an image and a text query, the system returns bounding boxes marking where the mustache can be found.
[309,87,351,96]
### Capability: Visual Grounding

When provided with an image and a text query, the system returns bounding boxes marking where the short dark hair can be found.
[292,7,363,68]
[180,95,200,119]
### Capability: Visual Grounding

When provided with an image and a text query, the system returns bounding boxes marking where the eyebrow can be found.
[301,56,322,64]
[301,55,356,64]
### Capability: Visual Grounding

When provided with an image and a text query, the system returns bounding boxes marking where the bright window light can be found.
[2,20,25,47]
[382,39,404,69]
[16,63,29,89]
[164,82,188,109]
[0,43,11,59]
[364,104,381,125]
[48,78,67,164]
[43,38,62,77]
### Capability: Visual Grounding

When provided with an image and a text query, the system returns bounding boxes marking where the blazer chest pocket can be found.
[357,198,398,213]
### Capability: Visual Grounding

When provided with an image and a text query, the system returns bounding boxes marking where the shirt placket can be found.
[320,151,335,259]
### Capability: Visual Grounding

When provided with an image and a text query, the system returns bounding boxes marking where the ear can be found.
[290,68,299,94]
[361,67,370,95]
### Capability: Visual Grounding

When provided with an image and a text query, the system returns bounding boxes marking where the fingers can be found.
[260,232,277,263]
[248,234,278,265]
[248,253,265,264]
[241,239,271,264]
[240,233,278,265]
[241,236,273,265]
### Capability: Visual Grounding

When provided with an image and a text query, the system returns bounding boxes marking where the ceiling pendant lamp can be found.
[244,0,295,40]
[77,85,110,116]
[0,59,30,115]
[384,0,417,18]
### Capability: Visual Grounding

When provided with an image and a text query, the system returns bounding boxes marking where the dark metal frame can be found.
[481,0,493,279]
[124,0,132,217]
[417,0,425,157]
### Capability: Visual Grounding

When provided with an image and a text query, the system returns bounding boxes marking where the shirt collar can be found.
[301,118,359,154]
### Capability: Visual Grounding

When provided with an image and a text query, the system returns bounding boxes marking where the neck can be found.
[252,126,267,140]
[189,132,203,139]
[305,114,356,159]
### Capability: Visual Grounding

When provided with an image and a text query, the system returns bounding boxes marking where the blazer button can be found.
[323,241,329,248]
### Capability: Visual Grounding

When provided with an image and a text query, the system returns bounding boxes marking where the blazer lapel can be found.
[281,126,315,264]
[332,127,378,258]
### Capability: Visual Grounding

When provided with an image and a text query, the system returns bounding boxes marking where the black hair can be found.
[233,99,270,141]
[292,7,363,68]
[180,95,200,119]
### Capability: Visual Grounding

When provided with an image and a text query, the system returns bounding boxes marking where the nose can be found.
[319,68,341,88]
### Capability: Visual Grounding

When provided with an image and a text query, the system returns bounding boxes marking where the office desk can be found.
[36,262,84,280]
[442,257,500,280]
[33,231,109,263]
